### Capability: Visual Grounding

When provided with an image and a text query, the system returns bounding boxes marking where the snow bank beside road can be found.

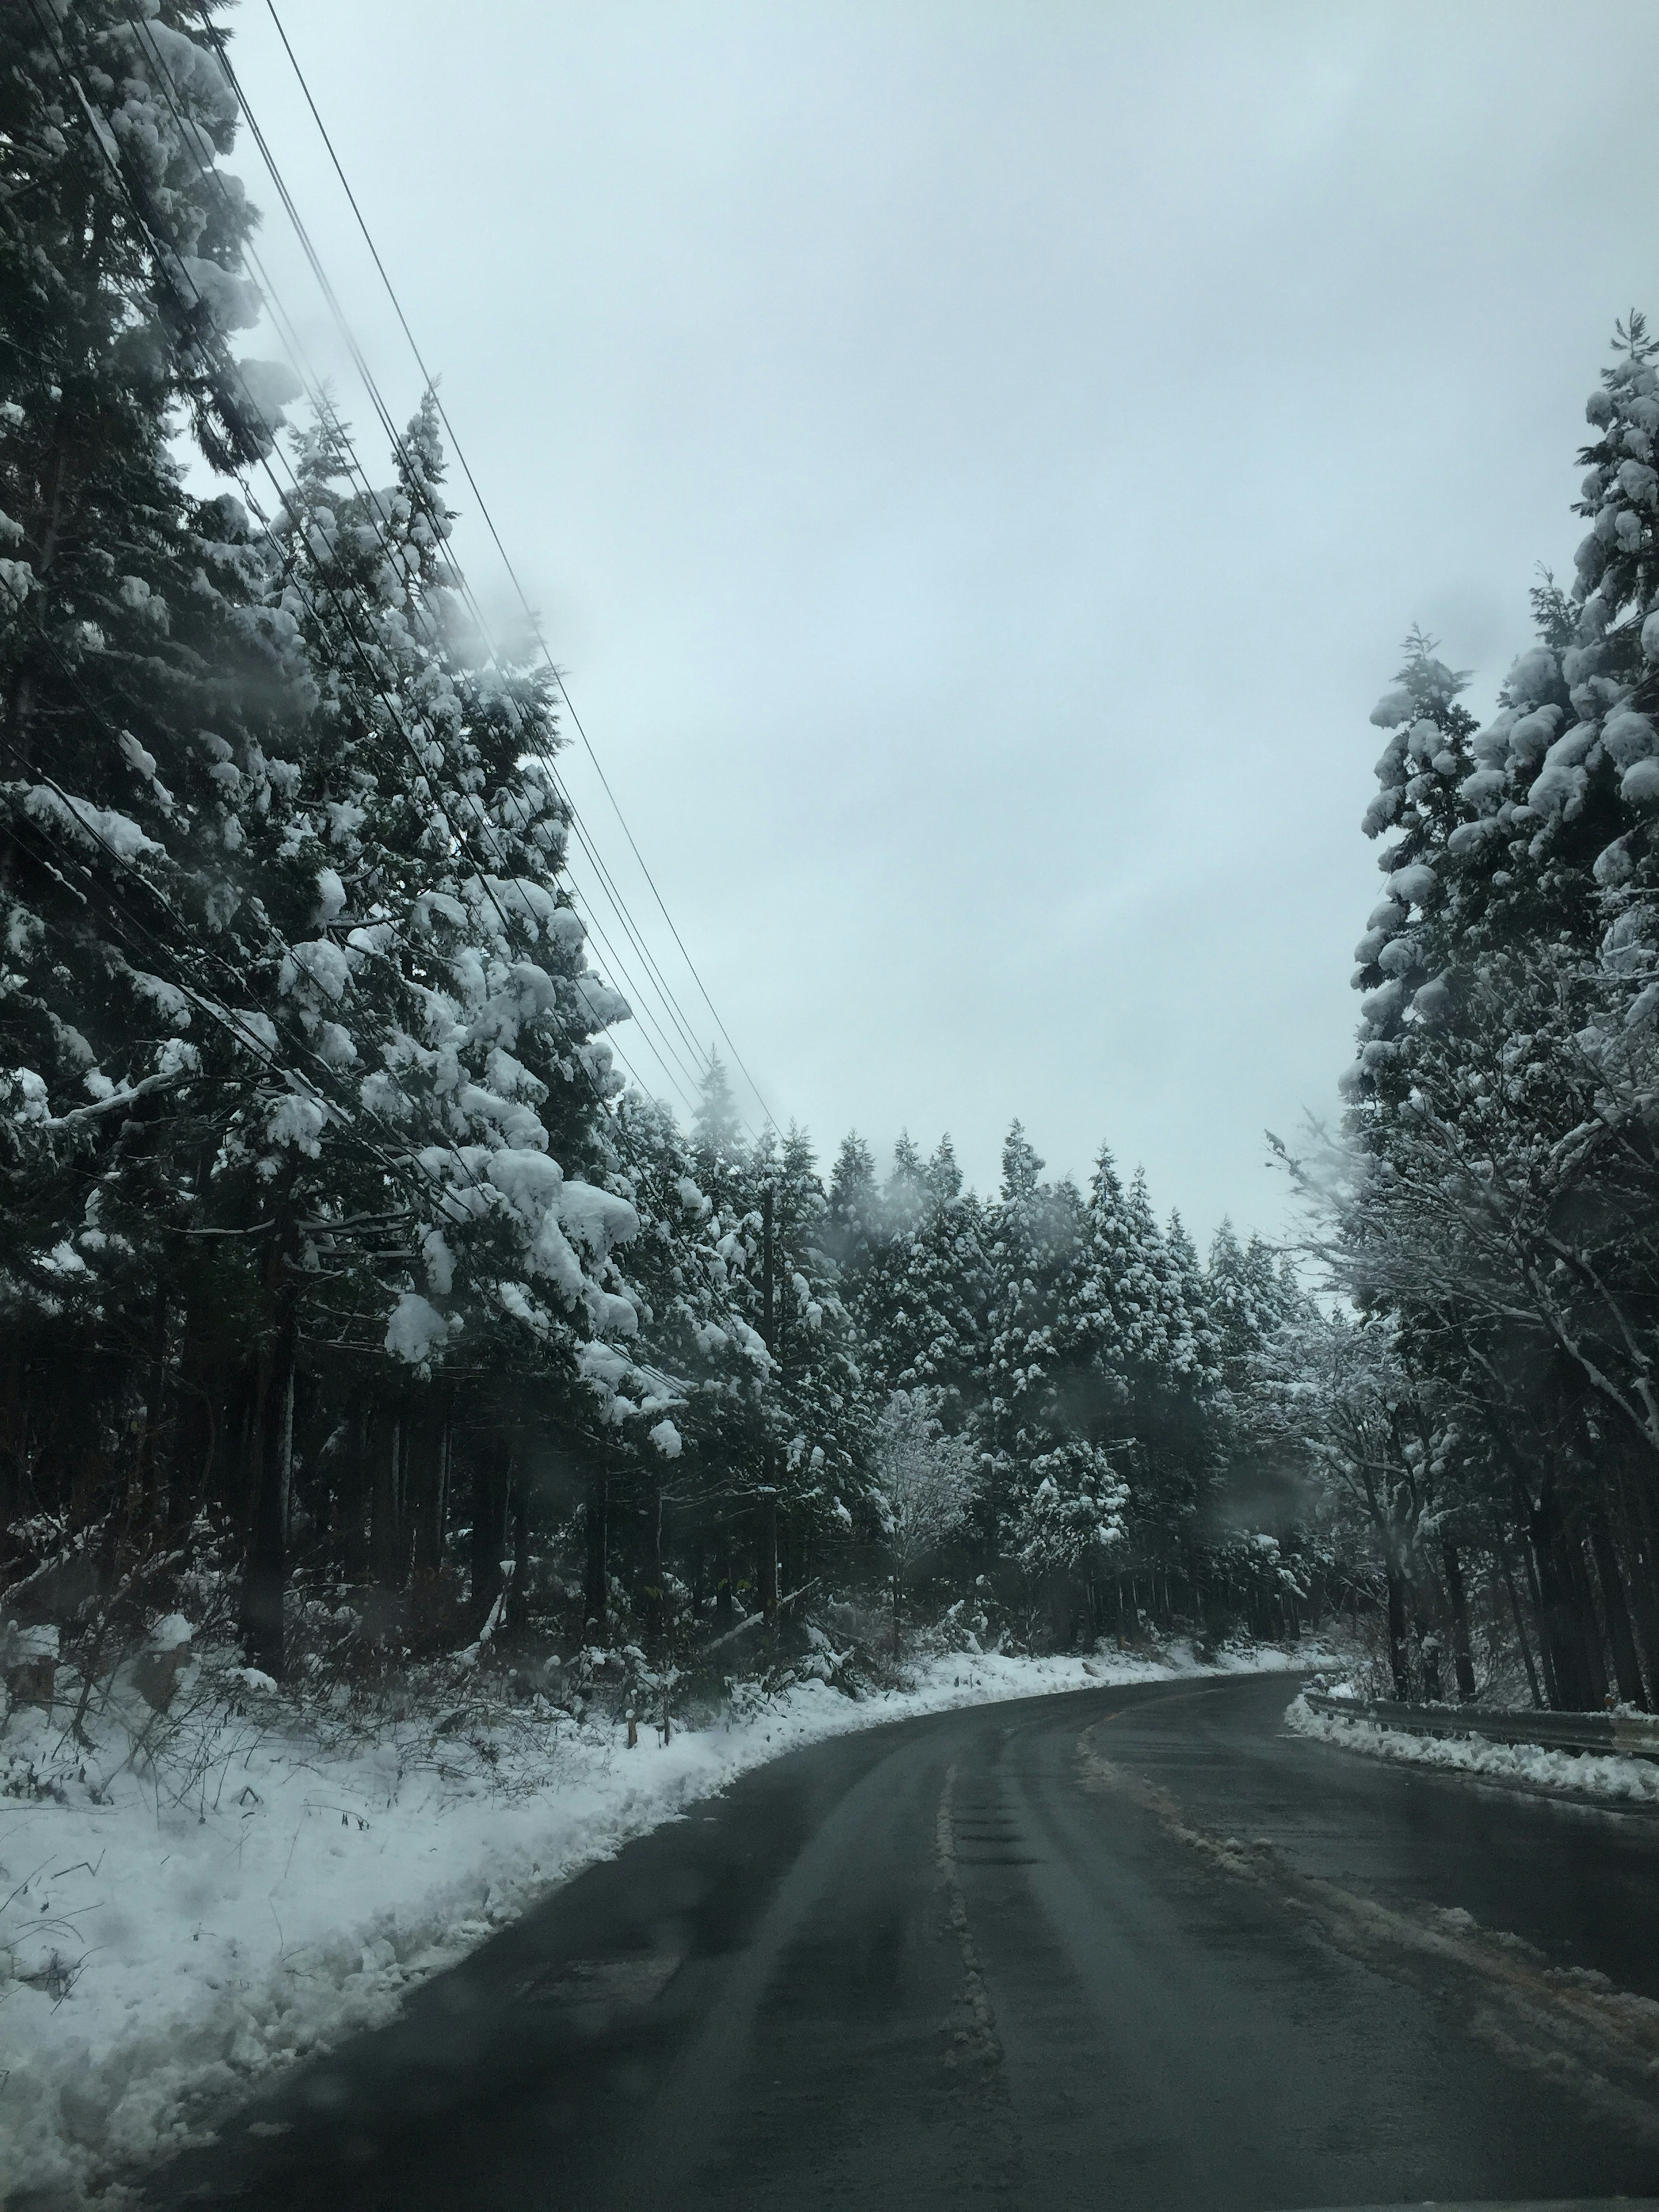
[1284,1691,1659,1808]
[1,1640,1317,2205]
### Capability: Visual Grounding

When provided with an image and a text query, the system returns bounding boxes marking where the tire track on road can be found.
[1079,1723,1659,2145]
[934,1760,1023,2201]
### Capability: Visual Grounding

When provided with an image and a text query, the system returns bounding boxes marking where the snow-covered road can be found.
[1,1641,1312,2204]
[126,1668,1659,2212]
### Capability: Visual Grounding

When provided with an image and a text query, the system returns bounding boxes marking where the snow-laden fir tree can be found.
[979,1124,1108,1629]
[870,1135,990,1418]
[0,0,321,1617]
[1321,319,1659,1710]
[824,1130,881,1283]
[738,1123,876,1602]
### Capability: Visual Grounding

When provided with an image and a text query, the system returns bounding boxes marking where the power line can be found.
[10,7,768,1363]
[198,0,732,1119]
[94,3,687,1137]
[80,0,706,1121]
[253,0,779,1135]
[24,0,640,1206]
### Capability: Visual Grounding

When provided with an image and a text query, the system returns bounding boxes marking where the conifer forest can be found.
[10,0,1659,1731]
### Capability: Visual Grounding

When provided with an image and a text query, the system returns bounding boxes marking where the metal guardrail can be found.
[1303,1690,1659,1763]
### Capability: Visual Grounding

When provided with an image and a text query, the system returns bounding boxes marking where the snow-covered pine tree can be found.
[1325,321,1659,1709]
[980,1123,1103,1629]
[737,1124,875,1611]
[1206,1220,1284,1392]
[1161,1207,1222,1475]
[843,1131,926,1377]
[1110,1173,1216,1586]
[872,1134,989,1419]
[233,394,652,1660]
[0,0,323,1617]
[595,1087,770,1644]
[925,1132,963,1203]
[689,1052,746,1214]
[824,1131,880,1275]
[1344,628,1480,1112]
[884,1131,928,1241]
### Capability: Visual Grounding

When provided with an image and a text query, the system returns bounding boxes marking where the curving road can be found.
[140,1672,1659,2211]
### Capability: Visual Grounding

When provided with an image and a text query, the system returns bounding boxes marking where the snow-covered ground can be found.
[0,1639,1317,2205]
[1285,1690,1659,1809]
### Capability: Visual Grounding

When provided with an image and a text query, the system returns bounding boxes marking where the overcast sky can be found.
[219,0,1659,1243]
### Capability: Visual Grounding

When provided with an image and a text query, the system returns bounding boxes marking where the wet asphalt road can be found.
[137,1671,1659,2212]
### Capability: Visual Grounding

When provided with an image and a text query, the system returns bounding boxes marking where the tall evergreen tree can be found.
[876,1147,990,1419]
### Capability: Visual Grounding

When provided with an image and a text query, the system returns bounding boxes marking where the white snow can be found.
[1602,708,1656,766]
[1285,1692,1659,1807]
[23,786,162,864]
[311,867,346,926]
[233,358,303,432]
[556,1179,640,1261]
[118,732,159,781]
[1504,645,1558,706]
[0,1640,1321,2202]
[485,1147,563,1216]
[383,1290,455,1366]
[277,939,354,1004]
[1386,861,1438,908]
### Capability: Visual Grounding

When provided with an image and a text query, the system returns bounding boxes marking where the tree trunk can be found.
[170,1298,222,1532]
[1518,1519,1561,1707]
[338,1397,372,1586]
[470,1434,511,1622]
[403,1391,448,1582]
[781,1507,805,1600]
[239,1274,296,1680]
[1564,1529,1611,1708]
[402,1392,448,1646]
[369,1402,404,1592]
[583,1450,608,1634]
[506,1474,530,1636]
[1588,1510,1647,1709]
[643,1468,667,1654]
[1618,1473,1659,1703]
[1530,1488,1598,1709]
[1385,1560,1411,1700]
[1441,1538,1477,1700]
[1495,1533,1544,1709]
[757,1493,779,1628]
[127,1288,169,1531]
